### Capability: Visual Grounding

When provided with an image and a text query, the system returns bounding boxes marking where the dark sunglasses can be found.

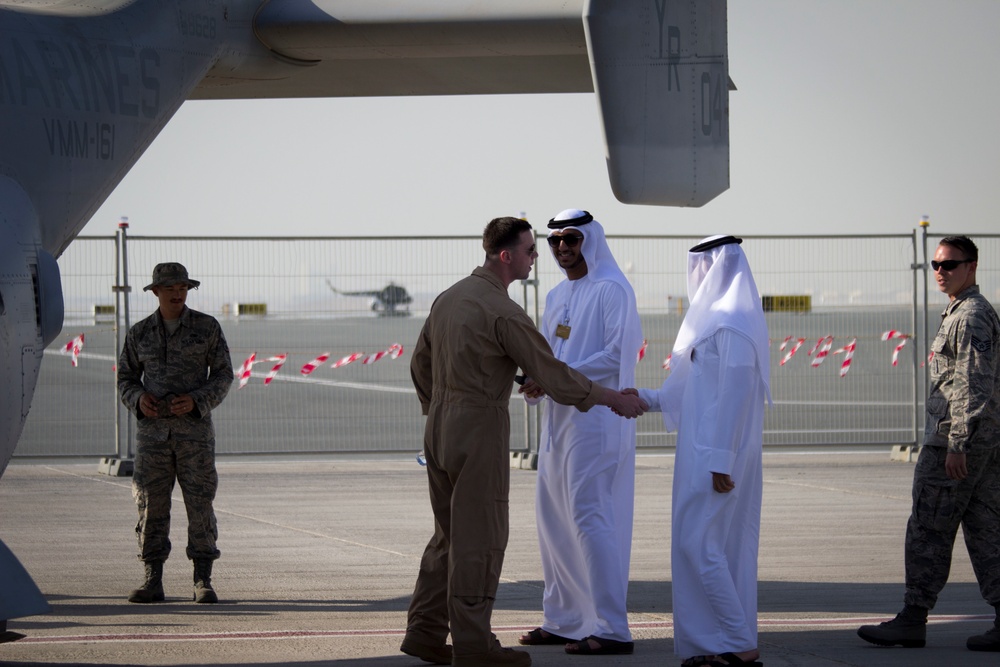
[931,258,973,272]
[547,234,583,248]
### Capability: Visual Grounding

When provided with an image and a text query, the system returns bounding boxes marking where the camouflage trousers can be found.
[132,436,220,563]
[904,445,1000,609]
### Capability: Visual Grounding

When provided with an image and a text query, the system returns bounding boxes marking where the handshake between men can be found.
[519,380,647,419]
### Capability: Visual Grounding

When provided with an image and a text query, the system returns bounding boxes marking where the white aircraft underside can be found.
[0,0,729,628]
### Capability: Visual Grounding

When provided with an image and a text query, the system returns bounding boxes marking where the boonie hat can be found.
[143,262,201,291]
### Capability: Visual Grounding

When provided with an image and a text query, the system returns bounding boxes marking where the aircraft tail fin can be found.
[585,0,730,207]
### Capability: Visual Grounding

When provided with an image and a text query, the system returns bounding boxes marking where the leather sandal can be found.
[518,627,573,645]
[564,635,634,655]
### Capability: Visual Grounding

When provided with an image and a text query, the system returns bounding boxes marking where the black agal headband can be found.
[690,236,743,253]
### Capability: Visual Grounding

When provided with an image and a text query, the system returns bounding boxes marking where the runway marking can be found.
[214,510,420,559]
[639,427,913,440]
[15,628,407,644]
[44,466,425,561]
[43,349,415,394]
[763,477,910,501]
[253,372,414,394]
[774,400,911,407]
[39,466,424,562]
[17,615,992,644]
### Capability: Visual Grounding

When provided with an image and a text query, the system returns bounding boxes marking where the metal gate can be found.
[16,228,999,459]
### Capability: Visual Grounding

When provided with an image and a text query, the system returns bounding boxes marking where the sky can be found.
[83,0,1000,240]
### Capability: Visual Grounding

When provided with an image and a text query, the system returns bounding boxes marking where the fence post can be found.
[515,266,540,470]
[920,216,931,421]
[894,222,930,462]
[99,218,134,476]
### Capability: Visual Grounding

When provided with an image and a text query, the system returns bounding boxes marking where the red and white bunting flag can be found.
[331,352,364,368]
[811,336,834,368]
[891,337,908,367]
[779,335,793,351]
[237,352,257,389]
[264,354,287,385]
[806,339,819,357]
[834,338,857,378]
[363,350,389,365]
[63,333,85,367]
[300,353,330,375]
[637,339,648,363]
[881,330,907,341]
[780,338,806,366]
[920,351,935,368]
[662,353,672,370]
[362,343,404,365]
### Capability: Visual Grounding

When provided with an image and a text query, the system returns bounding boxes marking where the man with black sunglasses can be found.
[859,235,1000,652]
[517,209,643,656]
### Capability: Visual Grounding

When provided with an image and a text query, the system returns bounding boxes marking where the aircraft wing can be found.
[192,1,593,99]
[192,0,730,206]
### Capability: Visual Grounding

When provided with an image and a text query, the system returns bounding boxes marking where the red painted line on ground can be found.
[17,628,406,644]
[17,615,993,645]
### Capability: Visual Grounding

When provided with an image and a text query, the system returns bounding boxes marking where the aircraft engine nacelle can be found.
[0,175,58,627]
[0,176,64,478]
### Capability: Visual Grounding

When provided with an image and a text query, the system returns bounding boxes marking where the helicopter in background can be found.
[326,280,413,316]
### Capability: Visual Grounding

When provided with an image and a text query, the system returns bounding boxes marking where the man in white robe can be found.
[518,209,644,656]
[637,236,770,667]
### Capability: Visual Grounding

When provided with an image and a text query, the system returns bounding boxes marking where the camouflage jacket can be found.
[118,307,234,442]
[924,285,1000,452]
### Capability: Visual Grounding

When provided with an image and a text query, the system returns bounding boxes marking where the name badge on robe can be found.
[555,324,571,339]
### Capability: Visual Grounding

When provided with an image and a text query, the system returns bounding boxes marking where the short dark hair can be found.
[483,217,532,256]
[939,235,979,262]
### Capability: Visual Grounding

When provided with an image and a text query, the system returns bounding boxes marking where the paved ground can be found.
[1,451,997,666]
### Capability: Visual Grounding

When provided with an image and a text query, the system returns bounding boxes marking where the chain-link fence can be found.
[16,231,999,459]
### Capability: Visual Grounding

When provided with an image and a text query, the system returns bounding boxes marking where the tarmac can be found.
[1,450,997,667]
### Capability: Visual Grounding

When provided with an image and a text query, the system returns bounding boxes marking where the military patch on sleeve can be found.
[970,335,992,353]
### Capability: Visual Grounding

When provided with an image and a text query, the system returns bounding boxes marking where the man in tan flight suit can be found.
[400,216,646,667]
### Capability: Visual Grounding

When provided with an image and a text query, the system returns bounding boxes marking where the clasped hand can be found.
[517,380,647,419]
[139,392,195,418]
[611,387,647,419]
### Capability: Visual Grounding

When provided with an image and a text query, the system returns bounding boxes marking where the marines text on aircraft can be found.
[0,0,730,637]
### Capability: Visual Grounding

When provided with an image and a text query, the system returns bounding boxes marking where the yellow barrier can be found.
[234,302,267,316]
[761,295,811,313]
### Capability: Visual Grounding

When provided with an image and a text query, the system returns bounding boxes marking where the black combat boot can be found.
[967,605,1000,652]
[193,559,218,604]
[128,561,165,603]
[857,604,927,647]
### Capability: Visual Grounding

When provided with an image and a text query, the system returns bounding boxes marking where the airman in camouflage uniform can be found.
[859,236,1000,652]
[118,263,233,604]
